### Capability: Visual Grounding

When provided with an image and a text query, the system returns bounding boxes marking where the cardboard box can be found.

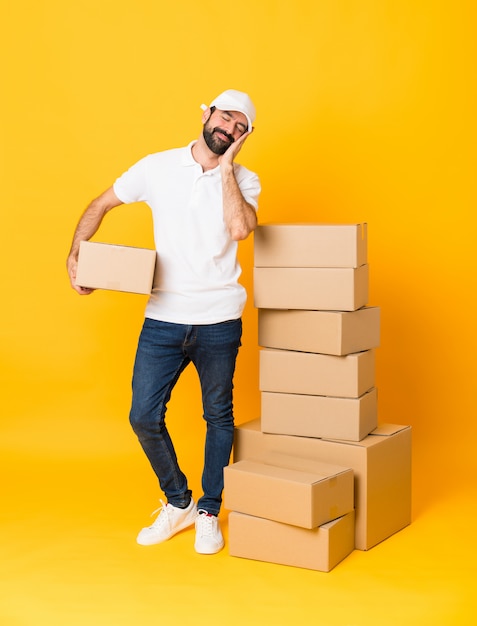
[258,307,380,356]
[261,388,378,442]
[76,241,156,295]
[233,419,412,550]
[254,265,369,312]
[254,223,367,268]
[224,456,354,529]
[260,348,375,398]
[229,510,355,572]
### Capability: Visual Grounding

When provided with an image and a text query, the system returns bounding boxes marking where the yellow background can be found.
[1,1,476,624]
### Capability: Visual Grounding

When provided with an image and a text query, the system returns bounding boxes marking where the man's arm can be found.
[219,131,258,241]
[66,186,123,294]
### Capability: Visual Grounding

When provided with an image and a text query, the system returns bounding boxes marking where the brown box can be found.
[254,266,369,311]
[75,241,156,295]
[224,456,353,529]
[233,419,412,551]
[254,223,367,268]
[258,307,380,356]
[229,510,355,572]
[260,348,375,398]
[261,388,378,442]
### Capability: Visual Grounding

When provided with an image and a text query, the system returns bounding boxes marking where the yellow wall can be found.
[2,0,476,510]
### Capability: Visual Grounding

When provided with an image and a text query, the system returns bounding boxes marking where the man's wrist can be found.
[220,161,234,175]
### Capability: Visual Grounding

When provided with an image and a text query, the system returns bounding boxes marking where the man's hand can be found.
[67,254,94,295]
[218,128,258,240]
[218,128,253,169]
[66,187,123,295]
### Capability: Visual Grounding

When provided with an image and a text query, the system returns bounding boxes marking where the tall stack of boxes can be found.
[225,223,412,571]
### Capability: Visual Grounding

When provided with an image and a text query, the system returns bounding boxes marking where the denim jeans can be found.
[129,317,242,516]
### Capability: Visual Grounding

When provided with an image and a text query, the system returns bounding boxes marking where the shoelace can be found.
[196,510,215,536]
[148,500,172,529]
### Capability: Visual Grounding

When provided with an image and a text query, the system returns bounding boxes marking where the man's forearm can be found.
[221,165,257,241]
[68,201,105,261]
[67,187,122,262]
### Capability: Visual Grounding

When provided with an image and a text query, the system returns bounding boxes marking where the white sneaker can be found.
[194,510,225,554]
[136,499,197,546]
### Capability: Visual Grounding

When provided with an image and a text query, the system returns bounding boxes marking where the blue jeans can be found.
[129,317,242,516]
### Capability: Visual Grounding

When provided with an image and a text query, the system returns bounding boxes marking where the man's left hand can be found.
[218,129,254,168]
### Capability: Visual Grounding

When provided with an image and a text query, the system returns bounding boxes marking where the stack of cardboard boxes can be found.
[224,224,412,571]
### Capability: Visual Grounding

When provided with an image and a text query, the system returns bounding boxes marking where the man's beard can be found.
[203,124,235,155]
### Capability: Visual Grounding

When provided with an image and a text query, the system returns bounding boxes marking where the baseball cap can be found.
[200,89,256,132]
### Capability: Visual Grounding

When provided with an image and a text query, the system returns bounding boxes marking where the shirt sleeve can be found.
[112,155,150,204]
[237,168,261,211]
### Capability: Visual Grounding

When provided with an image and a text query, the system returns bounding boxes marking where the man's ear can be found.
[201,106,211,124]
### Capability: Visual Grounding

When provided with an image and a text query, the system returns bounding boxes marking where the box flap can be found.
[262,452,352,478]
[257,222,366,227]
[230,458,351,485]
[321,423,410,446]
[370,424,411,436]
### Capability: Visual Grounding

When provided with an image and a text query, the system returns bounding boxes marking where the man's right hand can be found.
[67,255,94,295]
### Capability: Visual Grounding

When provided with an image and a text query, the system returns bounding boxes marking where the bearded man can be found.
[66,90,260,554]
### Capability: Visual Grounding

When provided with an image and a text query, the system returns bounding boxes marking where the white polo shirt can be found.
[113,141,261,325]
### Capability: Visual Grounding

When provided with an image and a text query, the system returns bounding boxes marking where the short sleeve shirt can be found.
[113,141,261,324]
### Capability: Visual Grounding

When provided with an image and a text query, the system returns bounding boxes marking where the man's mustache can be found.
[213,127,235,143]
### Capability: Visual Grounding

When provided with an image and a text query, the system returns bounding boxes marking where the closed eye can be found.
[222,112,247,135]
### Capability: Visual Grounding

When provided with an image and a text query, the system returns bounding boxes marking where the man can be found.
[66,89,260,554]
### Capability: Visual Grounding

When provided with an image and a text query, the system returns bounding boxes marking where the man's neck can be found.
[191,136,220,172]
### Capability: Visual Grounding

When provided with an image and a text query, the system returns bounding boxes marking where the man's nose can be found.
[221,120,238,137]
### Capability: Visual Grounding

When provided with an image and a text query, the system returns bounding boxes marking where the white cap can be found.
[200,89,256,132]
